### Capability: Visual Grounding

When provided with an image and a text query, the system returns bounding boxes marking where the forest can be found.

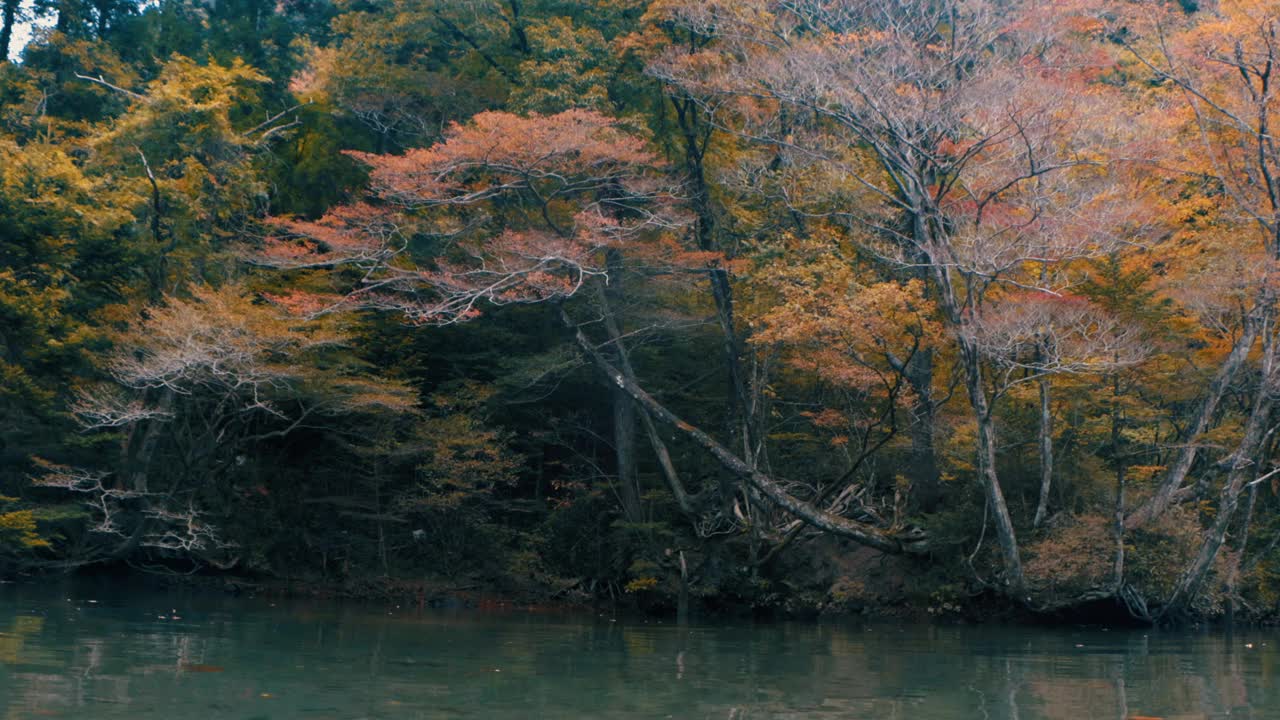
[3,0,1280,625]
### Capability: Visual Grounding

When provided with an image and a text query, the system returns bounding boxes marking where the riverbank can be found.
[58,560,1149,629]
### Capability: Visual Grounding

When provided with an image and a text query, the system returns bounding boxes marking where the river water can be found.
[0,581,1276,719]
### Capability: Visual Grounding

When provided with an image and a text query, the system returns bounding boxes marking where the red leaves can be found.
[350,109,655,208]
[260,203,399,270]
[262,109,681,325]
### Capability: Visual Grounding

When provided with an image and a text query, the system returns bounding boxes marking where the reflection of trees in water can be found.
[0,604,245,717]
[0,598,1278,718]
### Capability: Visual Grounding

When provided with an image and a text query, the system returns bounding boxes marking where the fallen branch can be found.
[561,307,929,555]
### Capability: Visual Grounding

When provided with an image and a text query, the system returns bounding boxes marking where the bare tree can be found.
[973,292,1148,527]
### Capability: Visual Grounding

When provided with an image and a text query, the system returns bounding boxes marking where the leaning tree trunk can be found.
[1163,318,1278,615]
[563,307,929,555]
[1126,299,1265,529]
[597,259,694,518]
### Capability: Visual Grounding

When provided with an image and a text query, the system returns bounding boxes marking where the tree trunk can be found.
[1033,377,1053,528]
[671,95,751,448]
[1126,301,1265,529]
[961,337,1025,592]
[93,0,109,37]
[603,251,643,523]
[0,0,20,61]
[612,385,642,522]
[923,210,1023,590]
[1226,483,1257,617]
[1163,319,1277,613]
[676,550,689,625]
[122,388,174,493]
[905,348,941,511]
[564,308,928,555]
[1111,373,1126,589]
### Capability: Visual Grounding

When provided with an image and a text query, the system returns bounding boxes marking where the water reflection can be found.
[0,582,1275,719]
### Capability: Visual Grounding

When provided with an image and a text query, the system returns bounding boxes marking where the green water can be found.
[0,582,1276,719]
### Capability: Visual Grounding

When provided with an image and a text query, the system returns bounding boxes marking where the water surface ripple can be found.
[0,582,1274,719]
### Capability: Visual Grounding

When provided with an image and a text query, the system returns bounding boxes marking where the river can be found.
[0,580,1276,718]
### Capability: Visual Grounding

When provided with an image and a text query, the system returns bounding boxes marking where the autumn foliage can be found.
[260,109,683,324]
[7,0,1280,623]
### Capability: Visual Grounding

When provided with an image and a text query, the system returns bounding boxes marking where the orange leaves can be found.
[1118,1,1280,259]
[748,230,942,394]
[261,203,396,270]
[351,109,655,207]
[263,109,682,326]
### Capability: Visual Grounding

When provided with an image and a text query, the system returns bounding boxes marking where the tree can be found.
[262,108,934,556]
[746,228,944,523]
[78,54,307,297]
[37,285,417,568]
[0,137,135,487]
[652,0,1149,592]
[1085,0,1280,617]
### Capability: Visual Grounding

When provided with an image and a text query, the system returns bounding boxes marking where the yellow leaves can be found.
[408,383,520,509]
[0,497,49,551]
[288,40,337,103]
[97,55,268,159]
[151,55,268,111]
[624,576,659,592]
[511,17,612,114]
[942,420,978,474]
[0,139,133,252]
[327,377,419,415]
[746,230,942,394]
[1169,194,1220,226]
